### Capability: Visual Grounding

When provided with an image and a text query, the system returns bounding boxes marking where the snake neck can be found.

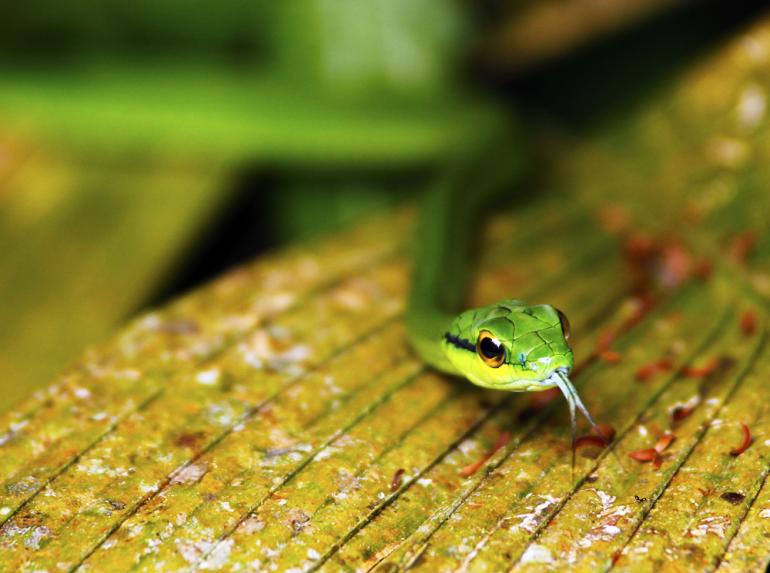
[406,307,458,375]
[406,122,524,375]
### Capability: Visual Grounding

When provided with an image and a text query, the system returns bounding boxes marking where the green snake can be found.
[406,125,604,464]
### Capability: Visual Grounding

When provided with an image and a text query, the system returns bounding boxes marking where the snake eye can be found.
[556,308,571,340]
[476,330,505,368]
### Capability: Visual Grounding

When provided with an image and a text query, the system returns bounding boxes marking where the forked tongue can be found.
[553,370,618,475]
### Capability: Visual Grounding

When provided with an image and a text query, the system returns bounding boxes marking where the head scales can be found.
[441,299,573,391]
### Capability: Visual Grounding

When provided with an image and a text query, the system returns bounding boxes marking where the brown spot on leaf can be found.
[390,469,405,492]
[740,310,758,336]
[720,492,746,505]
[459,432,510,478]
[575,436,607,450]
[730,423,752,457]
[598,350,622,363]
[726,230,757,263]
[635,359,673,382]
[694,259,713,280]
[593,423,616,443]
[106,499,126,511]
[682,356,720,378]
[175,432,206,449]
[672,398,699,422]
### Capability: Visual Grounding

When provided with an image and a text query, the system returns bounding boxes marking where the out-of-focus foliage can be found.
[1,0,462,100]
[0,0,476,412]
[0,0,476,163]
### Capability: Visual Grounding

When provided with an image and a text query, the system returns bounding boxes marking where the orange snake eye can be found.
[476,330,505,368]
[556,308,571,340]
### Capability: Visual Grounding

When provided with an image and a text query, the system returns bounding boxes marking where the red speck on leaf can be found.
[628,448,659,462]
[730,423,752,457]
[458,459,486,478]
[598,350,622,363]
[575,435,608,449]
[575,423,615,450]
[682,356,719,378]
[459,432,511,477]
[740,311,757,336]
[672,403,698,422]
[592,423,616,443]
[635,359,673,381]
[595,330,617,353]
[493,431,511,450]
[654,432,675,453]
[624,233,658,262]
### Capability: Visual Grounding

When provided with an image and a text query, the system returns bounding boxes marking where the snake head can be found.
[441,300,573,391]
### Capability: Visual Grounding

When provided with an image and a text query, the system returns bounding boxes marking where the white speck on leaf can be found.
[74,387,92,399]
[512,495,559,533]
[595,490,616,510]
[736,83,766,130]
[238,517,265,534]
[689,515,730,538]
[23,526,50,550]
[706,137,750,169]
[201,539,233,570]
[196,369,221,386]
[171,462,208,485]
[521,544,554,564]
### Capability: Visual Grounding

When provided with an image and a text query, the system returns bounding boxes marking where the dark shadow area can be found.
[491,0,769,132]
[141,169,280,309]
[142,166,427,310]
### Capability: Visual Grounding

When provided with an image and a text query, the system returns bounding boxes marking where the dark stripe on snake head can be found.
[444,333,475,352]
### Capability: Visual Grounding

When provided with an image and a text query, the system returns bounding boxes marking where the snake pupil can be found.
[476,330,505,367]
[480,338,500,358]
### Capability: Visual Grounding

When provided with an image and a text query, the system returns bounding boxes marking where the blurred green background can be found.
[0,0,765,411]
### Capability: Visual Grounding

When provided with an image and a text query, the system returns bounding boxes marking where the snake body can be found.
[406,126,603,462]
